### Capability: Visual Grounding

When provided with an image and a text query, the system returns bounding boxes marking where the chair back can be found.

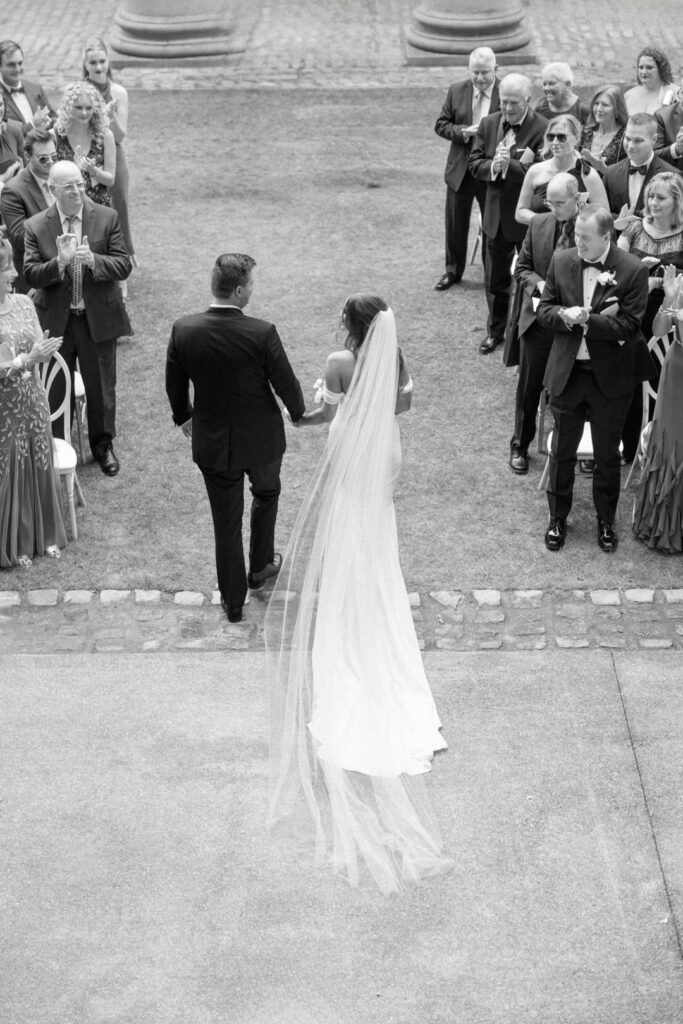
[643,331,674,426]
[39,351,72,440]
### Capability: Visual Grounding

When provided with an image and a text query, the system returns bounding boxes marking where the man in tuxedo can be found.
[433,46,500,290]
[165,253,305,623]
[536,206,651,553]
[654,80,683,173]
[469,73,547,354]
[0,126,56,293]
[603,113,677,219]
[508,172,580,474]
[24,160,131,476]
[0,40,56,129]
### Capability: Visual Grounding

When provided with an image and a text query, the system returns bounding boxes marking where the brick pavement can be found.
[2,586,683,654]
[2,0,681,94]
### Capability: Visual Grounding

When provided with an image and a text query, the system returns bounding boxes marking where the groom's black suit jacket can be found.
[165,306,305,473]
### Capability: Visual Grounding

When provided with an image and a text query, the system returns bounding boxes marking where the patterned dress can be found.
[55,131,111,206]
[0,295,66,566]
[90,78,135,255]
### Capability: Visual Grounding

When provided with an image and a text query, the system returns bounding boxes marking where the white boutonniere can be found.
[596,270,617,287]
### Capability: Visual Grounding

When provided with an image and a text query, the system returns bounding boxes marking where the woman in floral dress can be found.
[54,80,115,207]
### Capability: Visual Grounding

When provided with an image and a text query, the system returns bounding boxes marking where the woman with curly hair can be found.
[54,80,115,206]
[625,48,675,116]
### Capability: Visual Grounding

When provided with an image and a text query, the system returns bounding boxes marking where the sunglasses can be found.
[35,154,58,165]
[546,133,568,143]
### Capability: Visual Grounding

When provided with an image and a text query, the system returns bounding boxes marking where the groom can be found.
[165,253,305,622]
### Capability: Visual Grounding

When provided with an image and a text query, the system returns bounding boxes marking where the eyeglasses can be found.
[54,181,86,192]
[544,198,571,209]
[546,133,568,143]
[35,154,57,165]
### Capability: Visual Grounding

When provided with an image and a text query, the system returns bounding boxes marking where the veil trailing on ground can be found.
[265,309,452,895]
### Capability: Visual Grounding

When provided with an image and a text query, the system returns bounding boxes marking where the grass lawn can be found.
[5,87,681,594]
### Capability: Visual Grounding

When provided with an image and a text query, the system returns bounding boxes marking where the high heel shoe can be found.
[18,555,32,568]
[46,545,61,559]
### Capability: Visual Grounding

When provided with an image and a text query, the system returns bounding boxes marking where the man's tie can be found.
[472,90,485,125]
[556,220,574,251]
[628,164,648,175]
[581,259,604,271]
[66,217,83,307]
[502,120,521,135]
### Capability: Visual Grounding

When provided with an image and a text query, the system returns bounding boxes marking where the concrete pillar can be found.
[405,0,536,66]
[110,0,245,61]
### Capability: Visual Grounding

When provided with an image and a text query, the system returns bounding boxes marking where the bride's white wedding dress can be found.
[265,310,452,894]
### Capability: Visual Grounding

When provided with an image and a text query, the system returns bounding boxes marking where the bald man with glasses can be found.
[24,160,131,475]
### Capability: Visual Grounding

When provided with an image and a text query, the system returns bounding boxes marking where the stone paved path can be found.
[2,0,681,93]
[2,586,683,654]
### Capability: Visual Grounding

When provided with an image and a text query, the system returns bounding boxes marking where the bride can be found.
[265,294,453,895]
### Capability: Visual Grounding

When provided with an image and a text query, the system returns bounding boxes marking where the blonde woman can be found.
[55,80,115,206]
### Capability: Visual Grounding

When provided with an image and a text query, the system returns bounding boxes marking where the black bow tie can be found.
[9,85,24,94]
[628,164,648,175]
[502,120,521,135]
[581,259,605,271]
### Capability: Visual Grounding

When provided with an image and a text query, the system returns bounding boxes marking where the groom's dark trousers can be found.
[165,306,305,609]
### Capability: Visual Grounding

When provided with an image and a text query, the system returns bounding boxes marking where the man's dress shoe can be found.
[479,336,501,355]
[221,599,243,623]
[248,552,282,591]
[597,519,618,553]
[509,446,529,474]
[545,518,566,551]
[434,272,458,291]
[97,445,120,476]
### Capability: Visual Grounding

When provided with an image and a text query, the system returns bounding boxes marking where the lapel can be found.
[23,168,48,211]
[45,204,63,251]
[80,198,97,242]
[586,244,619,311]
[569,253,584,306]
[490,80,501,114]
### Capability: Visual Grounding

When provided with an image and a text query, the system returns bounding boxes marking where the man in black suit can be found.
[654,81,683,172]
[508,172,580,474]
[469,73,547,354]
[536,206,651,553]
[165,253,305,623]
[0,126,56,293]
[433,46,500,290]
[24,160,131,476]
[0,40,56,130]
[603,112,677,220]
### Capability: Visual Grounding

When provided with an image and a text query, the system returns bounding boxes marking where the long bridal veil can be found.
[265,309,453,895]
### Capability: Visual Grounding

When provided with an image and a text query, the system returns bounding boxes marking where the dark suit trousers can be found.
[485,229,523,341]
[547,367,631,523]
[512,325,554,451]
[445,174,488,279]
[200,457,282,608]
[49,313,117,459]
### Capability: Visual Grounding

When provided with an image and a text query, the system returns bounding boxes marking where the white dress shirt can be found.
[627,153,654,209]
[1,78,33,124]
[577,242,612,360]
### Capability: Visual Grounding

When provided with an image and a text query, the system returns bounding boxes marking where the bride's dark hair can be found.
[342,294,388,352]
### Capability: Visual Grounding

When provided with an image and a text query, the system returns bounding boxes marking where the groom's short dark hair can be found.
[212,253,256,298]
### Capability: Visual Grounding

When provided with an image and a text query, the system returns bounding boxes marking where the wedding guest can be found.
[654,79,683,174]
[580,86,628,173]
[165,253,305,623]
[82,38,136,266]
[603,113,677,220]
[24,160,131,476]
[469,73,547,354]
[55,81,115,207]
[515,115,607,226]
[625,47,675,116]
[433,46,500,290]
[633,266,683,552]
[265,297,452,894]
[508,172,580,474]
[536,206,652,553]
[0,40,56,130]
[0,236,66,568]
[0,127,56,294]
[0,92,24,195]
[534,62,589,124]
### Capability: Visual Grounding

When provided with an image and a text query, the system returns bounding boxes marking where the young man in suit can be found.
[469,73,548,354]
[603,112,677,220]
[0,126,56,294]
[0,40,56,129]
[654,80,683,173]
[24,160,131,476]
[433,46,500,290]
[536,206,651,554]
[165,253,305,623]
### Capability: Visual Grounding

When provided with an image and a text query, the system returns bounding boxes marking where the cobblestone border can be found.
[1,587,683,653]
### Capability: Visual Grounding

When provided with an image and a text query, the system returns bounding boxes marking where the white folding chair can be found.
[40,352,86,539]
[73,362,87,464]
[470,210,483,266]
[624,331,673,489]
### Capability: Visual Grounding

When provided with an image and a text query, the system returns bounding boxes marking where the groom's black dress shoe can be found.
[479,336,502,355]
[434,272,459,291]
[248,552,282,591]
[97,445,120,476]
[509,445,529,474]
[544,518,566,551]
[597,519,618,553]
[221,598,243,623]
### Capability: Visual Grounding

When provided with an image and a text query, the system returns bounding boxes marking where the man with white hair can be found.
[534,62,589,123]
[433,46,500,290]
[469,73,548,354]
